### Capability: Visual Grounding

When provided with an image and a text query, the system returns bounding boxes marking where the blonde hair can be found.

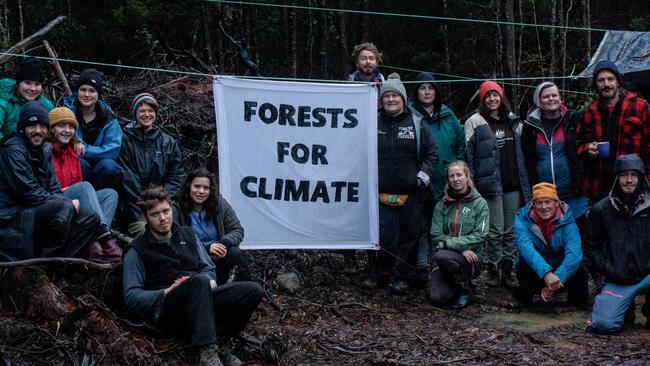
[445,160,476,191]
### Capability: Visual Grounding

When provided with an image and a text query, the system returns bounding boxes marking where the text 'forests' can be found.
[244,101,358,128]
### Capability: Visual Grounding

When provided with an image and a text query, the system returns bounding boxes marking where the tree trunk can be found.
[549,0,558,77]
[18,0,24,41]
[316,0,328,79]
[500,0,518,112]
[442,0,452,98]
[202,6,213,64]
[531,0,545,75]
[582,0,592,63]
[289,0,298,77]
[335,0,348,80]
[360,0,369,43]
[0,1,9,49]
[561,0,574,91]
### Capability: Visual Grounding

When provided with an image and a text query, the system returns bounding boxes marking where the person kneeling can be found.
[513,183,589,307]
[122,187,264,366]
[427,161,489,309]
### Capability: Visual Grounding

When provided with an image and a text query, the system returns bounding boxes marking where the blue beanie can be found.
[592,60,621,84]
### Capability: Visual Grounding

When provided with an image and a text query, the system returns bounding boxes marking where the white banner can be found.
[214,77,379,250]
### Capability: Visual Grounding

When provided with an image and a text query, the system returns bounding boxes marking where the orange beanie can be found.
[532,182,559,202]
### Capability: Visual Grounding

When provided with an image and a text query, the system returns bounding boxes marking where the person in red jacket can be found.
[47,107,121,262]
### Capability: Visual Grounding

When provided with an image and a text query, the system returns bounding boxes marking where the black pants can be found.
[215,246,252,285]
[34,200,100,258]
[515,260,590,306]
[426,249,480,305]
[157,275,264,347]
[377,194,421,282]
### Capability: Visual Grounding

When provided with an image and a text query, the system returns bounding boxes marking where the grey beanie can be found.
[533,81,558,107]
[614,154,645,175]
[380,72,407,102]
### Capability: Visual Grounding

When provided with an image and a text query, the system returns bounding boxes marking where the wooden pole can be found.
[42,40,72,96]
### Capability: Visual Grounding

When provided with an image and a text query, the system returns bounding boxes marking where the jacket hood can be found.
[63,93,118,122]
[441,185,482,205]
[0,78,18,101]
[608,157,650,216]
[412,72,442,112]
[524,105,569,128]
[409,102,454,121]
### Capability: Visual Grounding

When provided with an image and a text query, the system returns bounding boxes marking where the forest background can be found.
[1,0,649,119]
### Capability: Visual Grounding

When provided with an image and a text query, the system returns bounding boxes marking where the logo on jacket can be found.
[462,207,471,215]
[397,126,415,140]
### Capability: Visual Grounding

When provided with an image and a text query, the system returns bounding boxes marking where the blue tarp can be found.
[579,31,650,78]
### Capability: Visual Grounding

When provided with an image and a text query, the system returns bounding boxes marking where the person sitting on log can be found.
[119,93,185,237]
[46,107,122,263]
[513,182,589,307]
[63,69,123,192]
[122,186,264,366]
[0,57,54,140]
[586,154,650,333]
[173,167,251,284]
[427,160,489,309]
[0,102,101,262]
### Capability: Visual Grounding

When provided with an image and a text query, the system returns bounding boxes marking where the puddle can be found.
[478,310,589,333]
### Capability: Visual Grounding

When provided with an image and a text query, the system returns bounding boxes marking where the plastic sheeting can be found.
[579,31,650,79]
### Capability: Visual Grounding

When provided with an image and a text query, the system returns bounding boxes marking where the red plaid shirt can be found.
[577,90,650,201]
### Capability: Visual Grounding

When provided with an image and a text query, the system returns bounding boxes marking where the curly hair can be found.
[176,167,220,219]
[478,91,511,120]
[350,42,383,64]
[138,186,172,215]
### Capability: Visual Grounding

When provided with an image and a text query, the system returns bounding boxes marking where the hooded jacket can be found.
[585,156,650,285]
[464,112,531,200]
[514,201,582,284]
[119,124,185,222]
[63,94,122,160]
[430,185,489,260]
[0,133,64,260]
[0,78,54,140]
[409,73,465,201]
[522,106,582,199]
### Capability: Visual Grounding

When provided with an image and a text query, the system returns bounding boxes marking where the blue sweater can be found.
[514,201,582,283]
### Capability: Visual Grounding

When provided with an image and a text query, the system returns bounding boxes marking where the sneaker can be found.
[388,279,410,295]
[199,344,224,366]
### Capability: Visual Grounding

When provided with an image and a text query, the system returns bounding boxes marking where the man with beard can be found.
[347,42,385,83]
[586,155,650,333]
[577,60,650,202]
[0,101,101,261]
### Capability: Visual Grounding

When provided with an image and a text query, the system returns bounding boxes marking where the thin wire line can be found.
[205,0,611,33]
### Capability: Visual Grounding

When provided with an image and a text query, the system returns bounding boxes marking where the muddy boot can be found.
[486,264,500,287]
[500,260,516,289]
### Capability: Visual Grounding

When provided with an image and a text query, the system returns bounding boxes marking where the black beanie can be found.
[14,57,46,84]
[592,60,622,89]
[18,101,50,131]
[76,69,104,94]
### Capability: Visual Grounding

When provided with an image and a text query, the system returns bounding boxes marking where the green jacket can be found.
[0,78,54,139]
[409,102,465,201]
[430,186,489,259]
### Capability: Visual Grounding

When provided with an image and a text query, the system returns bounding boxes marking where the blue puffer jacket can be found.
[514,201,582,284]
[63,94,122,160]
[464,112,531,201]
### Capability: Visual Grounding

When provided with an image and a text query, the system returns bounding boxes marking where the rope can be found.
[205,0,611,33]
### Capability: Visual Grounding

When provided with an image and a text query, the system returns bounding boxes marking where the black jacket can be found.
[585,173,650,285]
[0,133,65,260]
[377,108,438,194]
[172,197,244,252]
[119,124,185,222]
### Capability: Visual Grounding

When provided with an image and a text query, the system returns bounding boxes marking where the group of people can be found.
[351,42,649,334]
[0,57,262,365]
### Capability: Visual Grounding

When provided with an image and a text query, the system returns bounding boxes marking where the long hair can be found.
[478,92,511,120]
[445,160,476,192]
[177,167,220,219]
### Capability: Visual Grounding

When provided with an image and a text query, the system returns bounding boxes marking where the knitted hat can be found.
[614,154,645,175]
[413,72,442,111]
[533,81,558,107]
[14,57,46,84]
[478,81,504,101]
[380,73,407,102]
[532,182,559,202]
[48,107,78,129]
[18,101,50,131]
[76,69,103,94]
[130,93,159,120]
[592,60,621,83]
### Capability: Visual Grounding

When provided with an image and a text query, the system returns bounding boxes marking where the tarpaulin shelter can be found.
[579,31,650,83]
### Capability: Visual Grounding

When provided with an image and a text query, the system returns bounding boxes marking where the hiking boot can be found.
[388,279,410,295]
[450,292,471,309]
[199,344,224,366]
[218,344,243,366]
[486,265,500,287]
[100,238,123,263]
[87,241,104,261]
[500,260,516,289]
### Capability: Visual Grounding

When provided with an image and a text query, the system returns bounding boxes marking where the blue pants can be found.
[80,158,123,191]
[64,181,118,227]
[590,274,650,334]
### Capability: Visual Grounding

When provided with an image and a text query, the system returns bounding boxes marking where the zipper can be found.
[453,201,460,237]
[524,116,563,185]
